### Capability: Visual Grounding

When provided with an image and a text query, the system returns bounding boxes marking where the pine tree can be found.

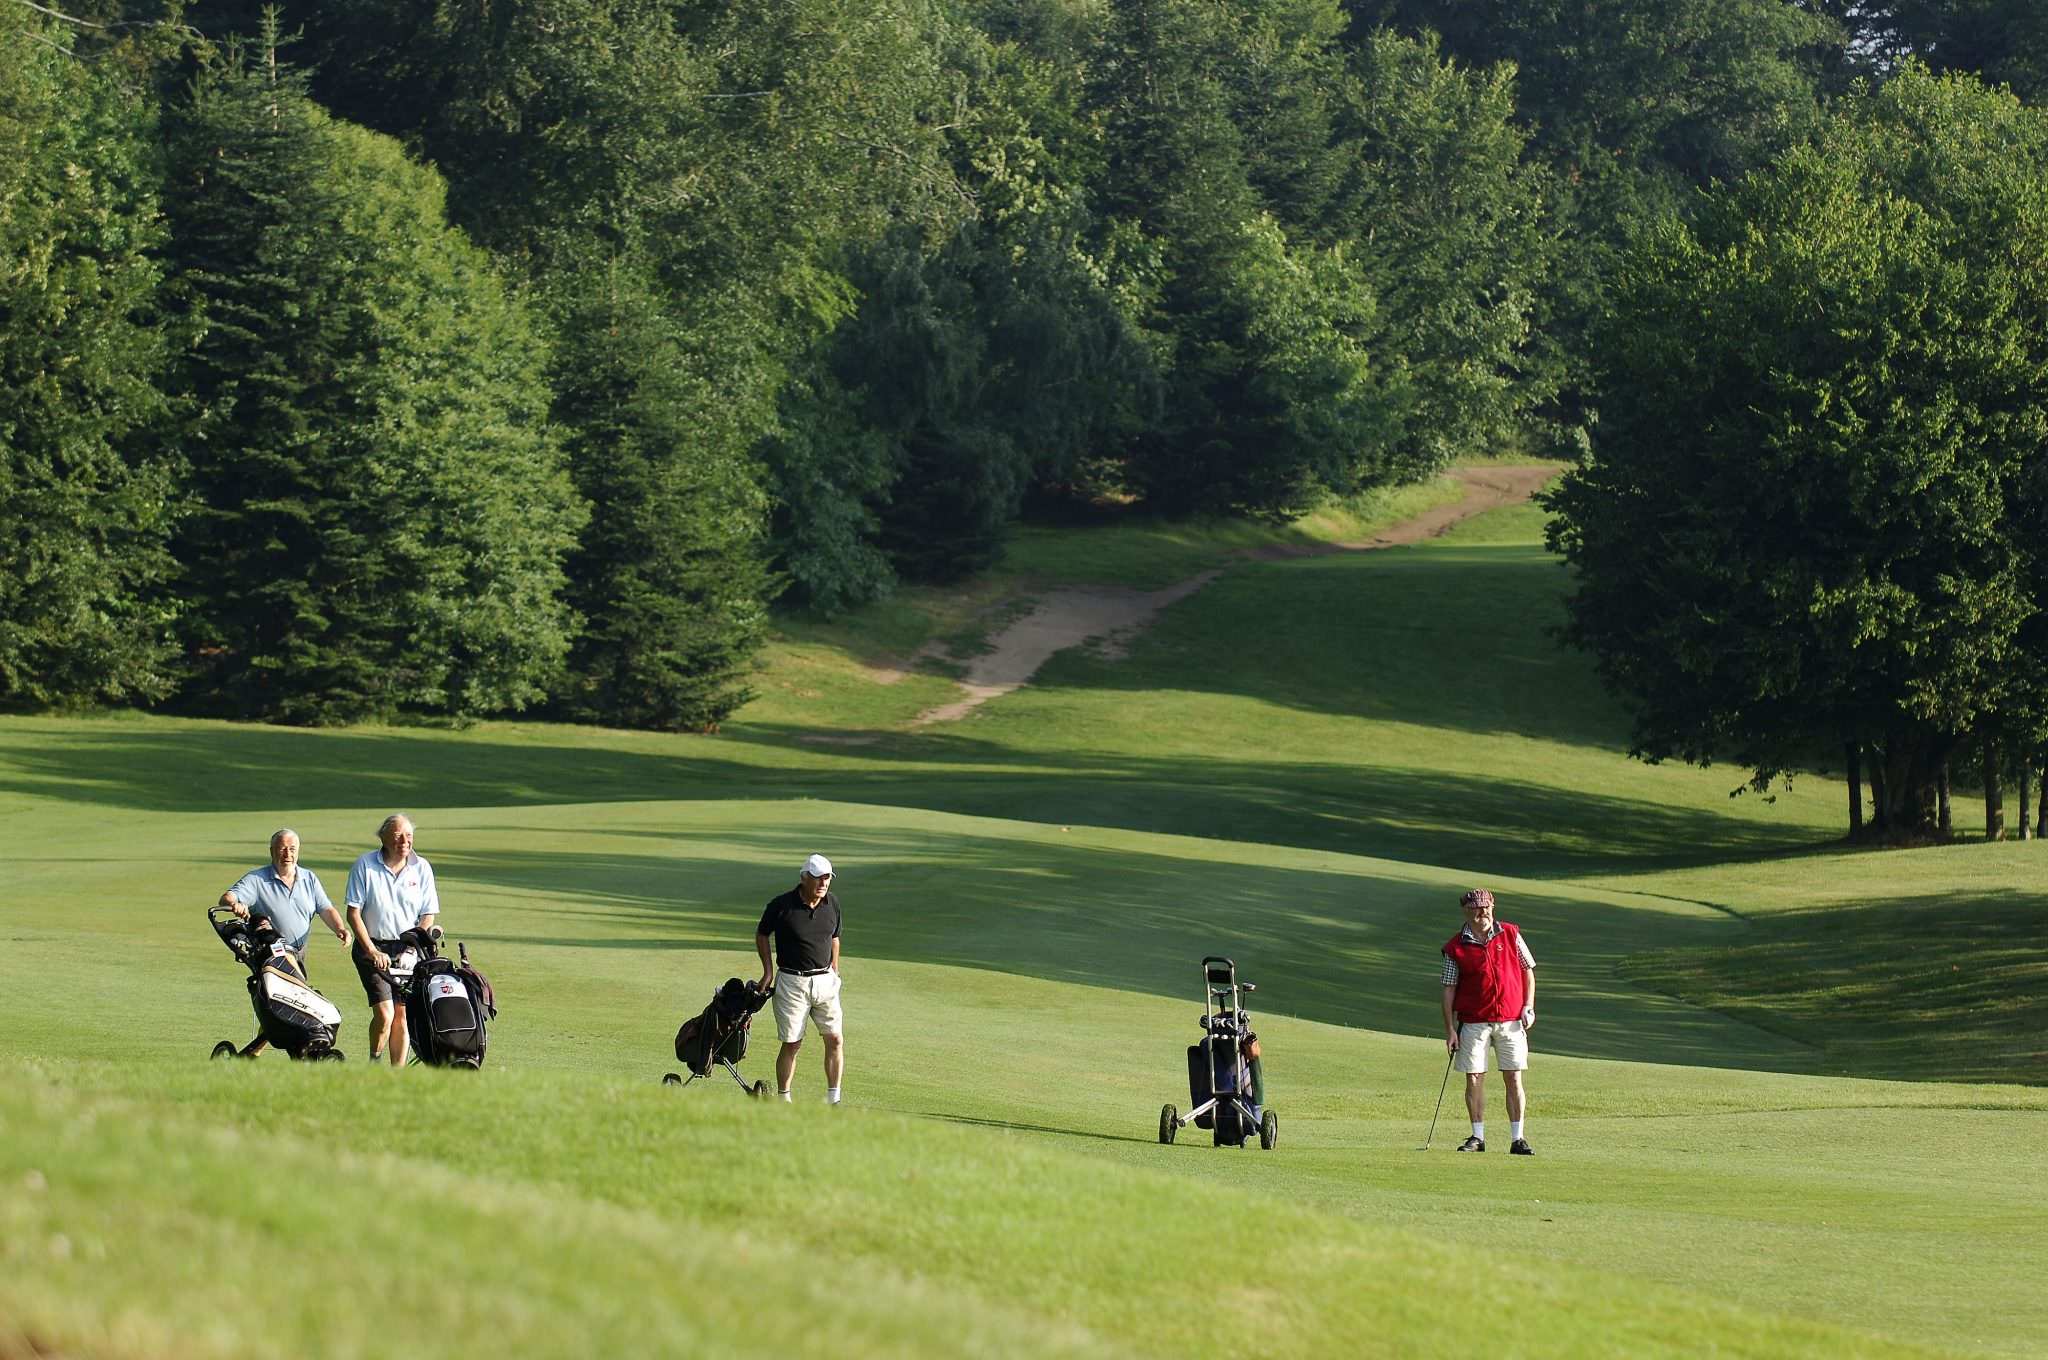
[164,22,581,722]
[0,7,178,707]
[549,263,771,730]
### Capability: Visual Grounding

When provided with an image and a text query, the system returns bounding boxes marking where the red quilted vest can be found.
[1443,921,1527,1023]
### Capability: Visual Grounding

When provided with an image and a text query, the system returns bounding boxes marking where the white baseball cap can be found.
[801,853,834,879]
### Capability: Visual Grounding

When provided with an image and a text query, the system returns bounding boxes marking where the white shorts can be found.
[1454,1019,1528,1074]
[772,970,843,1043]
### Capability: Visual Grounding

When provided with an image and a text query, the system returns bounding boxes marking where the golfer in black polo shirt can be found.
[755,853,844,1104]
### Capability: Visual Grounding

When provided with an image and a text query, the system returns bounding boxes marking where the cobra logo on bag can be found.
[261,969,343,1027]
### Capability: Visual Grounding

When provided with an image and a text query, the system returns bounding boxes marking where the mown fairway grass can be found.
[3,480,2044,1358]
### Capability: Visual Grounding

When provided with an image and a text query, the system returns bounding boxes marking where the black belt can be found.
[782,967,833,976]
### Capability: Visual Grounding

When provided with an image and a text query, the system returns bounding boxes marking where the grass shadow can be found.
[918,1112,1156,1146]
[1619,888,2048,1084]
[432,829,1813,1076]
[0,714,1834,883]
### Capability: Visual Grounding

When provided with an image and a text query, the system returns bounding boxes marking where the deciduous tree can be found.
[1546,66,2048,834]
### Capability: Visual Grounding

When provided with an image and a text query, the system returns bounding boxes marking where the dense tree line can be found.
[6,0,2048,791]
[3,0,1563,722]
[1546,66,2048,837]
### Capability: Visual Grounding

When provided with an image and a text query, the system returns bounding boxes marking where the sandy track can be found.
[910,464,1562,726]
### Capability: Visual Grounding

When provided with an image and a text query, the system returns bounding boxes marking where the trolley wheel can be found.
[1259,1110,1279,1150]
[662,1073,682,1087]
[1159,1104,1178,1144]
[210,1040,238,1061]
[750,1080,770,1099]
[329,1050,346,1063]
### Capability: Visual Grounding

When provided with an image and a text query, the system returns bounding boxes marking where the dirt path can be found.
[910,463,1561,726]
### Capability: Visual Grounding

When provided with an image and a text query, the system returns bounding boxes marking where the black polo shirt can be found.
[757,889,840,971]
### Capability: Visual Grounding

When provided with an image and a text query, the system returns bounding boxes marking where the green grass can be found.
[4,481,2045,1357]
[767,474,1468,665]
[997,476,1468,588]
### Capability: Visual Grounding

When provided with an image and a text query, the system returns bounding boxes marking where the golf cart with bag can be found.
[664,976,772,1097]
[394,925,496,1069]
[1159,956,1277,1149]
[206,905,346,1062]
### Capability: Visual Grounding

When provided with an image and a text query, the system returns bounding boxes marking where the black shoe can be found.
[1510,1138,1534,1155]
[1455,1135,1485,1152]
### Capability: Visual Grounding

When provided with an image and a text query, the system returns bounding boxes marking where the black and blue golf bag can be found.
[398,928,495,1069]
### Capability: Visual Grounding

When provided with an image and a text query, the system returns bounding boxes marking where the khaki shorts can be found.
[772,970,843,1043]
[1454,1019,1528,1074]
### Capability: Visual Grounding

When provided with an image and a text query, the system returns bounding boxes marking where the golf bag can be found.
[398,927,495,1069]
[664,977,771,1095]
[1158,957,1277,1149]
[207,906,344,1061]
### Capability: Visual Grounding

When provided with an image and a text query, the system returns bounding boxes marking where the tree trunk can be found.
[1846,742,1864,835]
[1938,760,1952,836]
[1872,733,1943,835]
[2037,752,2047,840]
[1983,738,2005,841]
[2021,760,2034,842]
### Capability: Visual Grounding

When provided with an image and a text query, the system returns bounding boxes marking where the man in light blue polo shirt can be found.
[219,828,350,1056]
[344,813,440,1067]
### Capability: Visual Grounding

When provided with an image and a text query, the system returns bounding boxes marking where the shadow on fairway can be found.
[424,832,1813,1076]
[1619,887,2048,1085]
[1039,544,1629,747]
[0,717,1828,881]
[919,1112,1157,1146]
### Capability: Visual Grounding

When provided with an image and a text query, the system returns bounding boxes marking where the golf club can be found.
[1419,1048,1455,1150]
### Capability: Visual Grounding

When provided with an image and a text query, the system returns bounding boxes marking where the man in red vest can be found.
[1440,888,1537,1153]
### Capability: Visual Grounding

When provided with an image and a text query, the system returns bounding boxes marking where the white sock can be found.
[1472,1121,1484,1140]
[1510,1120,1525,1141]
[826,1086,841,1104]
[778,1088,793,1102]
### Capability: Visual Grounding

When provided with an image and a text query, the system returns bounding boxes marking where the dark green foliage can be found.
[1546,66,2048,833]
[768,20,1161,595]
[164,34,581,724]
[1339,29,1550,477]
[1088,0,1395,516]
[1350,0,1828,182]
[760,352,898,617]
[249,0,956,721]
[549,265,771,730]
[1889,1,2048,104]
[1351,0,1832,447]
[769,0,1555,593]
[0,9,178,707]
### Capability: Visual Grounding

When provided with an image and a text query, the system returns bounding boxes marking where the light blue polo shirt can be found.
[344,849,440,940]
[226,864,334,952]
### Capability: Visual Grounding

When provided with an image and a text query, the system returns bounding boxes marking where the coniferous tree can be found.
[0,7,179,708]
[1091,0,1390,516]
[164,26,581,722]
[1350,0,1831,449]
[549,263,772,730]
[1337,29,1551,477]
[240,0,954,724]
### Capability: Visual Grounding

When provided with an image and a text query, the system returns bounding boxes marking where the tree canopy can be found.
[1545,65,2048,832]
[9,0,2048,775]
